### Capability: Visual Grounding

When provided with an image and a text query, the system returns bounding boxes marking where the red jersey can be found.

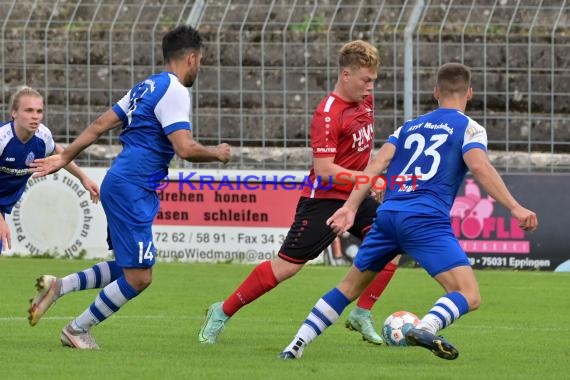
[301,93,375,200]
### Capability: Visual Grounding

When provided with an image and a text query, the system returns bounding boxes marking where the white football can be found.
[382,310,420,346]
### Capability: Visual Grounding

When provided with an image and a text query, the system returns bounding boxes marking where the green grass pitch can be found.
[1,258,568,379]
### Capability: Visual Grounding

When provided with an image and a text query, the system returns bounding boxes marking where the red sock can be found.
[222,261,278,317]
[356,262,398,310]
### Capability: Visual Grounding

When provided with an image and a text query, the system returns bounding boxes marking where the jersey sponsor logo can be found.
[315,147,336,153]
[4,157,15,161]
[409,121,454,135]
[466,125,484,138]
[25,151,35,166]
[0,166,31,176]
[351,123,374,151]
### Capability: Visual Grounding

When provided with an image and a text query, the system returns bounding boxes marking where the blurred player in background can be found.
[280,62,538,360]
[199,40,399,346]
[28,25,230,349]
[0,86,99,255]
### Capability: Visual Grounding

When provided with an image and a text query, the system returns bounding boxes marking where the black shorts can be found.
[278,196,378,264]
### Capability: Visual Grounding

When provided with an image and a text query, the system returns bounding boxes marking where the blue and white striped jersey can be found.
[381,108,488,217]
[110,72,192,190]
[0,121,55,213]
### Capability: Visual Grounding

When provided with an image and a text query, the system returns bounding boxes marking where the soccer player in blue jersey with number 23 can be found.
[279,62,538,360]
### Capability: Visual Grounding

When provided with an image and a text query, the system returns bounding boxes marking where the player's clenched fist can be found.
[216,143,231,163]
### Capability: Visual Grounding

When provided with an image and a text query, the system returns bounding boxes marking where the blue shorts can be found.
[354,211,470,277]
[101,173,159,268]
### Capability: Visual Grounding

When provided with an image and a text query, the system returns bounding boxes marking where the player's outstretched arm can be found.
[168,129,231,163]
[31,109,122,178]
[53,144,100,203]
[327,143,396,234]
[345,142,395,211]
[464,148,538,232]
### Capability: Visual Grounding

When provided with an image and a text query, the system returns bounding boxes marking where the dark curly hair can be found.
[162,25,203,63]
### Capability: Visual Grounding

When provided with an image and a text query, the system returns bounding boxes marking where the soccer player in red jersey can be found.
[199,40,399,345]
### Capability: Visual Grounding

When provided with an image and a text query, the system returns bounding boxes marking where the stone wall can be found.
[2,0,569,166]
[79,144,570,173]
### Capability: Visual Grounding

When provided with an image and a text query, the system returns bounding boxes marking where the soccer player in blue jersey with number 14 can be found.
[29,25,230,350]
[279,62,538,360]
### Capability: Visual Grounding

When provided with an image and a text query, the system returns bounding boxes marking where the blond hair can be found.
[9,86,43,112]
[338,40,380,71]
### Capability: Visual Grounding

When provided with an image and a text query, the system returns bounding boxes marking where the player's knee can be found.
[124,269,153,292]
[140,276,153,290]
[130,277,152,292]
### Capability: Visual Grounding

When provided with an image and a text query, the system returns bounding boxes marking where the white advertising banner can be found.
[6,168,558,270]
[151,169,322,263]
[5,168,326,264]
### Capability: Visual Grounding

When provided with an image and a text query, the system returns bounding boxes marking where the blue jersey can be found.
[0,121,55,214]
[110,72,192,190]
[380,108,487,217]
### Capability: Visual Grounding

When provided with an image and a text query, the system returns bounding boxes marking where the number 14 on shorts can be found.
[138,241,155,264]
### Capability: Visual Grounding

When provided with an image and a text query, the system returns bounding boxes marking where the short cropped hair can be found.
[436,63,471,96]
[9,86,43,112]
[338,40,380,71]
[162,25,204,63]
